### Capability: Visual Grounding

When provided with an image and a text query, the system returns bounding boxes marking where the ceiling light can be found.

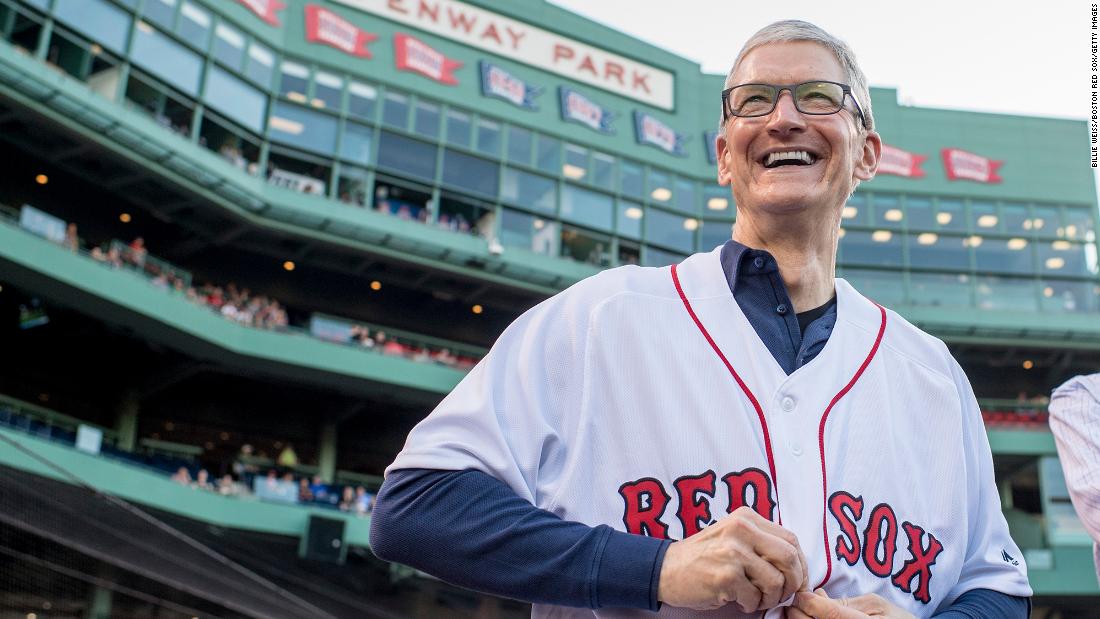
[89,43,103,55]
[1006,238,1028,250]
[707,197,728,211]
[34,174,48,185]
[838,228,846,238]
[533,218,545,230]
[965,235,982,247]
[884,209,903,222]
[1022,220,1033,230]
[1052,240,1072,250]
[471,304,483,314]
[119,213,132,223]
[1065,224,1078,238]
[282,261,295,271]
[682,218,699,231]
[871,230,892,243]
[650,187,671,202]
[562,164,586,179]
[310,98,326,108]
[370,280,381,291]
[842,206,858,219]
[286,91,308,103]
[936,212,953,225]
[1044,257,1065,269]
[917,233,938,245]
[624,207,643,220]
[977,215,998,228]
[1022,360,1033,370]
[1031,218,1044,229]
[1043,286,1054,297]
[269,116,304,135]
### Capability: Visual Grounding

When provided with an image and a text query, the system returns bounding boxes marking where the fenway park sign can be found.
[332,0,674,109]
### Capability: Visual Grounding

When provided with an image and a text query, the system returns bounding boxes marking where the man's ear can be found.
[854,130,881,181]
[716,133,733,186]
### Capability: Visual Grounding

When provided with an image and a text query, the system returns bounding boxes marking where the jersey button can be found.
[791,443,804,456]
[753,257,765,269]
[781,396,795,412]
[776,304,788,315]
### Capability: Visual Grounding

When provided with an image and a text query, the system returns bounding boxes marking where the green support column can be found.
[114,389,139,453]
[318,420,337,484]
[84,584,112,619]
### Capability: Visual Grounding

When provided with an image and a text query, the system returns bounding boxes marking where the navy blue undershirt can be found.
[371,240,1028,617]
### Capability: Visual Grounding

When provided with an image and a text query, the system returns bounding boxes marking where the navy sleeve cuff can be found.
[595,529,672,610]
[932,588,1029,619]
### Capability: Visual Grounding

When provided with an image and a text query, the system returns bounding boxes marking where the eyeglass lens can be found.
[728,82,846,117]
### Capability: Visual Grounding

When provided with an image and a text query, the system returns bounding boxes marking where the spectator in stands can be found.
[395,203,413,221]
[126,237,147,268]
[309,475,330,503]
[432,348,457,367]
[339,486,356,512]
[63,222,79,252]
[264,469,279,491]
[171,466,192,485]
[218,138,247,170]
[298,477,314,503]
[192,469,214,491]
[355,486,373,516]
[277,443,299,469]
[217,474,243,497]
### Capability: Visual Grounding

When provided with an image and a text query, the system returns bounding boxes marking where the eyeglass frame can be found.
[720,80,870,130]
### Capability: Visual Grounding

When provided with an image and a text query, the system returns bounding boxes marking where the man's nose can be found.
[765,89,806,133]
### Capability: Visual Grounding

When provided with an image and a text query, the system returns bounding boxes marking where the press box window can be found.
[51,0,131,55]
[382,92,410,128]
[313,72,344,110]
[204,65,267,134]
[131,21,202,96]
[446,110,471,147]
[143,0,176,30]
[213,22,246,70]
[348,82,378,120]
[476,119,501,157]
[414,102,441,138]
[268,101,338,155]
[177,2,211,50]
[279,62,310,102]
[245,43,275,88]
[506,126,532,164]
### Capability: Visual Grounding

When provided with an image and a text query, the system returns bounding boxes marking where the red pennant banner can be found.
[305,5,377,58]
[394,33,462,85]
[941,148,1003,183]
[877,144,926,178]
[236,0,286,26]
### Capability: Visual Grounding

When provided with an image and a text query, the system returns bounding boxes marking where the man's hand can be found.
[657,506,808,613]
[785,589,916,618]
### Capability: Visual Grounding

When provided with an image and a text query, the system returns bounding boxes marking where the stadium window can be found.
[268,101,338,155]
[973,237,1035,274]
[348,81,378,120]
[970,200,999,232]
[699,219,734,252]
[278,61,310,102]
[339,121,373,165]
[475,119,502,157]
[618,240,640,266]
[908,272,972,309]
[382,91,410,128]
[647,169,672,204]
[841,192,867,225]
[337,165,370,208]
[842,269,905,307]
[212,22,246,70]
[123,70,195,137]
[500,208,559,256]
[245,42,275,88]
[907,232,971,271]
[143,0,177,30]
[563,144,588,181]
[441,149,499,198]
[4,5,45,54]
[1062,206,1097,242]
[376,131,437,181]
[506,125,532,164]
[438,193,493,238]
[975,275,1038,312]
[267,147,332,197]
[131,21,202,95]
[935,198,967,232]
[1040,279,1093,313]
[535,134,561,175]
[643,245,686,268]
[199,110,261,174]
[644,207,695,254]
[904,196,935,230]
[373,178,432,218]
[560,225,611,267]
[673,177,696,214]
[44,26,95,80]
[871,193,903,229]
[592,152,615,190]
[51,0,131,55]
[1001,202,1031,236]
[619,160,643,199]
[414,101,441,138]
[1030,204,1061,239]
[560,184,613,231]
[445,109,471,147]
[21,0,48,9]
[313,72,343,110]
[838,229,903,267]
[177,2,211,50]
[616,200,643,240]
[500,168,556,214]
[704,184,731,214]
[203,65,267,133]
[1038,240,1089,276]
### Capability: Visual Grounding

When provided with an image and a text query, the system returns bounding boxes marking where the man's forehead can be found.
[732,41,846,84]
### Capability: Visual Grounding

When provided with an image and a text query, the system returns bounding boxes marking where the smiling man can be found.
[371,20,1032,619]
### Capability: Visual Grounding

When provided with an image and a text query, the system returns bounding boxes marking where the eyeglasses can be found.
[721,81,869,130]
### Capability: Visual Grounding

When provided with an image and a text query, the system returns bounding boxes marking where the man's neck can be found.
[733,216,837,313]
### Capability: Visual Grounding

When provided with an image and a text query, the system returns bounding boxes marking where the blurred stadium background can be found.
[0,0,1098,617]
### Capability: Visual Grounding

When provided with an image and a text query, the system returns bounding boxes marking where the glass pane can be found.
[1031,205,1061,239]
[643,246,686,267]
[500,208,558,256]
[131,21,201,95]
[842,193,867,226]
[245,43,275,88]
[278,61,309,101]
[872,194,903,229]
[648,169,672,204]
[935,199,967,232]
[212,22,245,70]
[501,168,556,214]
[975,276,1037,311]
[620,160,643,198]
[382,91,409,128]
[445,109,471,147]
[536,134,561,175]
[348,82,377,120]
[374,181,431,219]
[704,185,732,214]
[560,185,613,231]
[907,232,970,271]
[476,119,501,156]
[1001,203,1030,236]
[377,131,436,181]
[1038,240,1091,276]
[1062,207,1097,242]
[1040,280,1094,313]
[563,144,588,181]
[414,101,440,138]
[618,241,640,266]
[268,101,337,155]
[617,201,643,240]
[266,149,330,196]
[839,229,903,267]
[842,269,905,307]
[339,122,372,165]
[592,153,615,190]
[673,178,696,214]
[905,196,934,230]
[177,2,210,49]
[645,208,695,253]
[338,166,370,207]
[442,149,498,198]
[204,65,266,133]
[53,0,131,54]
[973,237,1034,274]
[560,226,610,267]
[506,126,531,164]
[909,272,972,308]
[313,71,343,110]
[970,201,998,233]
[699,220,732,252]
[143,0,176,29]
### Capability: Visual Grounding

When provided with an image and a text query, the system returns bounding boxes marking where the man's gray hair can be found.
[721,20,874,133]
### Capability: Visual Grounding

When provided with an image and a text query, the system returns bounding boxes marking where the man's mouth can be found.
[761,150,818,169]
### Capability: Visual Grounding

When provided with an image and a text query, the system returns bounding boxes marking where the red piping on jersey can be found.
[670,263,782,526]
[814,300,887,590]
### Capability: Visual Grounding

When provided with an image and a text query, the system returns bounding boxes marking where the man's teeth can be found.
[764,151,816,167]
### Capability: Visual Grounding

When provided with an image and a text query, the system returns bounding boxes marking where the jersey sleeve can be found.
[385,278,595,504]
[1048,375,1100,547]
[940,356,1033,606]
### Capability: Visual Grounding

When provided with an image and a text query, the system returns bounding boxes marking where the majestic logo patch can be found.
[1002,549,1019,566]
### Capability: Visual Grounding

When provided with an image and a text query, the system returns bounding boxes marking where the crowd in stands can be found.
[345,324,476,370]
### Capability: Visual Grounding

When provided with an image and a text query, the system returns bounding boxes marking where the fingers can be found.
[784,606,815,619]
[794,591,869,619]
[745,510,810,592]
[741,552,787,609]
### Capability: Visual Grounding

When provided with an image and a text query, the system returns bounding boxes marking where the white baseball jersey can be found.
[388,247,1032,618]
